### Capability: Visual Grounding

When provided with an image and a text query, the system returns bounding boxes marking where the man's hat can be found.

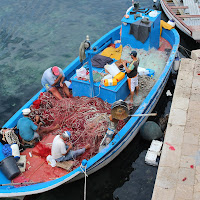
[52,66,60,76]
[62,131,71,139]
[22,108,31,115]
[130,50,137,57]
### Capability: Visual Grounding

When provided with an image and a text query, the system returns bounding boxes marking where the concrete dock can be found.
[152,50,200,200]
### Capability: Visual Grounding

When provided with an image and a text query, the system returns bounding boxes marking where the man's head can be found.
[22,108,31,116]
[52,66,60,76]
[130,50,137,58]
[61,131,71,141]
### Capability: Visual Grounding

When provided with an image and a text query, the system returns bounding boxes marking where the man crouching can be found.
[51,131,90,162]
[17,108,59,146]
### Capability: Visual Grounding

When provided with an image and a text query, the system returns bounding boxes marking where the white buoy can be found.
[167,19,176,27]
[173,53,180,71]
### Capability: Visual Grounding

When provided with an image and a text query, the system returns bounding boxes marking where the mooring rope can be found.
[179,45,192,58]
[80,162,88,200]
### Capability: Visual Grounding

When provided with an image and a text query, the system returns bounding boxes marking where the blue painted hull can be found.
[0,24,179,197]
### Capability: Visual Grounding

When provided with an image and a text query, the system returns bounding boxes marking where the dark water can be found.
[0,0,200,200]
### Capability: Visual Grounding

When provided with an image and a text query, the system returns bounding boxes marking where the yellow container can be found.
[114,72,125,82]
[104,78,117,86]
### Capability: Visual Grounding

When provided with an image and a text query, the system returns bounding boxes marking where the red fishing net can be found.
[30,92,126,168]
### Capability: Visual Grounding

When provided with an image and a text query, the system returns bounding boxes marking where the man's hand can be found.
[52,74,63,86]
[66,142,73,154]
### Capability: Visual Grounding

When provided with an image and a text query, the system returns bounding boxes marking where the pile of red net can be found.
[30,92,125,167]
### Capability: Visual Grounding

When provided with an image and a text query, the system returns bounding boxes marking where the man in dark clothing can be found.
[122,50,139,103]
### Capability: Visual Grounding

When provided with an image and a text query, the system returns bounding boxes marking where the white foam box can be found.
[149,140,163,153]
[145,150,158,166]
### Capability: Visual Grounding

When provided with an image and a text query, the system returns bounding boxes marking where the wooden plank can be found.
[183,0,200,15]
[178,14,200,18]
[172,0,185,15]
[161,0,192,33]
[170,6,188,9]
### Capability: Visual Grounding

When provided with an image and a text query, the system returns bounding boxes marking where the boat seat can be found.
[21,139,36,148]
[56,160,74,171]
[182,0,200,26]
[183,0,200,14]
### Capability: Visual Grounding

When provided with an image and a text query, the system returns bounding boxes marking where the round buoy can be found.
[140,121,163,141]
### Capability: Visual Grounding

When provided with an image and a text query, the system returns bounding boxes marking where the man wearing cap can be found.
[122,50,139,103]
[41,66,71,100]
[17,108,59,144]
[51,131,90,162]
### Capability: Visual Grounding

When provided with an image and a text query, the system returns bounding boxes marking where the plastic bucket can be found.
[11,144,20,161]
[0,156,21,180]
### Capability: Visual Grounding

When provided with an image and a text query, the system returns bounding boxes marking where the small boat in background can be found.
[0,2,180,199]
[160,0,200,42]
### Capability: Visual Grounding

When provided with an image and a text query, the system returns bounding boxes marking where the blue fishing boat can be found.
[0,4,179,199]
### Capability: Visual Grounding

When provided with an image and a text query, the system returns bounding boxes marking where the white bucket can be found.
[11,144,20,161]
[104,63,120,77]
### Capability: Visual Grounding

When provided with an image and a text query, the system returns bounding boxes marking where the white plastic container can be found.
[104,63,120,77]
[149,140,163,153]
[173,56,180,71]
[167,19,175,27]
[11,144,20,161]
[149,10,158,17]
[138,67,149,76]
[145,140,163,166]
[145,151,158,166]
[102,74,113,80]
[46,155,56,167]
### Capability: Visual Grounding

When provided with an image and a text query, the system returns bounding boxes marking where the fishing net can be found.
[29,92,125,168]
[0,129,20,146]
[121,45,168,79]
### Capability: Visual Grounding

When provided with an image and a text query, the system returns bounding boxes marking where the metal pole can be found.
[129,113,157,117]
[87,50,94,97]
